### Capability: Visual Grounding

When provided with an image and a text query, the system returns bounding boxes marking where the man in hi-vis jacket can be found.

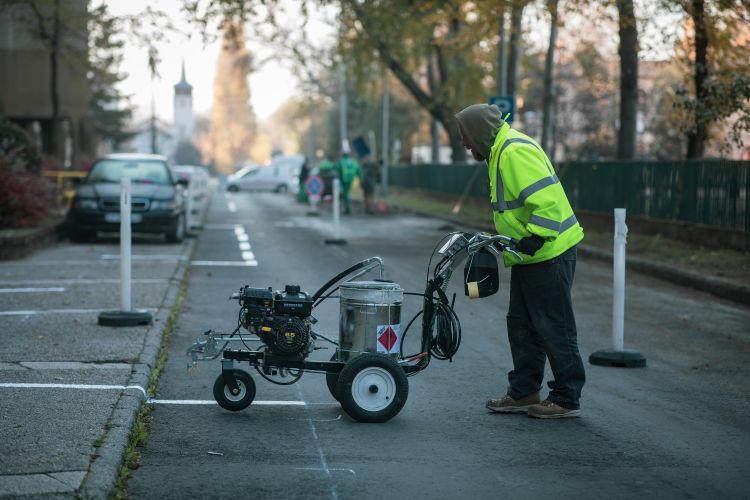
[455,103,585,419]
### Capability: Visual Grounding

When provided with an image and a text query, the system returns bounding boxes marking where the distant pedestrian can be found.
[297,157,310,203]
[455,103,585,419]
[318,155,335,199]
[361,156,381,214]
[335,149,361,215]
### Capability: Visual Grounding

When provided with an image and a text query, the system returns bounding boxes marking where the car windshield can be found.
[87,159,171,185]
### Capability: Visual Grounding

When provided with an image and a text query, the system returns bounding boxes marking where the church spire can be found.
[174,61,192,94]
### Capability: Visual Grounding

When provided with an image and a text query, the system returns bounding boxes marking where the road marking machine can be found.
[187,232,520,422]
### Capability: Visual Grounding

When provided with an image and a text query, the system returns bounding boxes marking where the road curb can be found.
[385,201,750,307]
[77,238,195,500]
[579,245,750,306]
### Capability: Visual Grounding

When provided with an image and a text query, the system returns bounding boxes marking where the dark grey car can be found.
[67,154,187,242]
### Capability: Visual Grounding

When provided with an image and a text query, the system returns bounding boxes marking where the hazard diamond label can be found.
[376,324,401,354]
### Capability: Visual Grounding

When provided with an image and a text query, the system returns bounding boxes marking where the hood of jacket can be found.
[455,104,503,160]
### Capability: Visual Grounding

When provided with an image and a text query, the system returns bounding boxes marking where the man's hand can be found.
[516,234,545,256]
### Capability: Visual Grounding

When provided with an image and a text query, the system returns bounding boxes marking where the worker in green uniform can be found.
[455,103,585,419]
[318,155,335,199]
[335,149,361,215]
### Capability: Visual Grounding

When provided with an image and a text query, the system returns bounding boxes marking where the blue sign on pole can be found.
[305,175,324,200]
[489,96,515,124]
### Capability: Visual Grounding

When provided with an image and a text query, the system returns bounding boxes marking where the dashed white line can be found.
[239,242,251,250]
[0,287,65,293]
[227,201,237,212]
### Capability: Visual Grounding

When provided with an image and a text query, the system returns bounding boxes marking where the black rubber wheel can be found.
[275,184,288,194]
[336,353,409,423]
[165,213,186,243]
[227,184,239,192]
[326,354,340,402]
[213,369,256,411]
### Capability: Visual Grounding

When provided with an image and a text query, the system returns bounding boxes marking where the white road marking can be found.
[227,201,237,212]
[0,279,168,286]
[0,287,65,293]
[236,234,249,241]
[0,308,156,316]
[0,382,147,396]
[204,224,239,229]
[147,399,306,405]
[191,260,258,267]
[100,254,185,261]
[296,468,356,476]
[241,251,255,261]
[239,242,251,250]
[297,386,339,500]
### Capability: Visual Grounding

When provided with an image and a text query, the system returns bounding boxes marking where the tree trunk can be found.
[347,1,466,162]
[49,0,61,160]
[506,1,526,97]
[497,4,507,96]
[541,0,558,154]
[617,0,639,159]
[686,0,708,159]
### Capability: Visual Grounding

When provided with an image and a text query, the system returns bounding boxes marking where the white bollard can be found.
[612,208,627,351]
[120,177,132,312]
[589,207,645,367]
[97,177,152,326]
[186,179,195,231]
[333,177,341,240]
[324,177,347,245]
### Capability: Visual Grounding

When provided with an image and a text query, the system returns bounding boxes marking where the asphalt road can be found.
[127,191,750,500]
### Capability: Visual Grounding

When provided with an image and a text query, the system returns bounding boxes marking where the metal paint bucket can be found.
[338,281,403,361]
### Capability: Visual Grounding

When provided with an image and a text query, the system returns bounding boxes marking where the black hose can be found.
[311,257,383,306]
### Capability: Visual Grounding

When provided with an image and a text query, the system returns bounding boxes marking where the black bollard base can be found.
[589,349,646,368]
[98,310,153,327]
[324,238,347,245]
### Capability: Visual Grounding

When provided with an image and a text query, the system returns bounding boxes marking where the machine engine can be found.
[238,284,314,357]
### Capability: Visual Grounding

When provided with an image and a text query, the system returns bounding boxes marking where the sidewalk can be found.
[349,187,750,307]
[0,235,193,499]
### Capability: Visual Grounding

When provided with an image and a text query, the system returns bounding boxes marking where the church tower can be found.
[173,62,194,144]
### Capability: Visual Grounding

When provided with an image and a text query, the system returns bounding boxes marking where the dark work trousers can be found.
[506,245,585,409]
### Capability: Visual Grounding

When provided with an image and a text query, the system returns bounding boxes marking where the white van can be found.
[226,155,305,193]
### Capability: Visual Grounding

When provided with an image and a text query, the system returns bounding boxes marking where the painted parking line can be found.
[0,287,65,293]
[191,260,258,267]
[147,399,307,406]
[227,201,237,212]
[0,384,325,408]
[0,308,157,316]
[100,254,186,261]
[0,279,169,286]
[0,382,147,396]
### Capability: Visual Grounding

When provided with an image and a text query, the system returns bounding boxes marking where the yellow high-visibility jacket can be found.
[488,122,584,266]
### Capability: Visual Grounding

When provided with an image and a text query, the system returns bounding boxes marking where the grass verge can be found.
[374,187,750,285]
[109,262,192,500]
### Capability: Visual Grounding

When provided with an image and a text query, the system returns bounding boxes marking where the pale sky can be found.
[106,0,336,125]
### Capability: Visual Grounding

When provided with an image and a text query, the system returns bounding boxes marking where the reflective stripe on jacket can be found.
[488,122,584,266]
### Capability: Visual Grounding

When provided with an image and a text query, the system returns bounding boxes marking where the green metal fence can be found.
[388,160,750,231]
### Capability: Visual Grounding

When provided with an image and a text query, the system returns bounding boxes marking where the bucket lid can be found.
[340,280,402,291]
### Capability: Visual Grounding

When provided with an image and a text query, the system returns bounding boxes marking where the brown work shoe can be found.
[486,392,540,413]
[527,399,581,419]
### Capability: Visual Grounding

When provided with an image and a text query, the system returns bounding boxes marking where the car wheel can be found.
[275,184,288,194]
[166,213,186,243]
[227,184,239,192]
